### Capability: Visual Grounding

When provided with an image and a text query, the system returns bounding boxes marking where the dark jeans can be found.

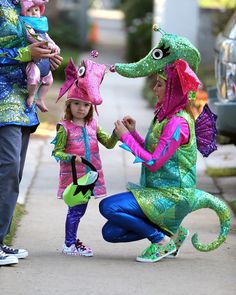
[99,192,165,243]
[0,126,31,244]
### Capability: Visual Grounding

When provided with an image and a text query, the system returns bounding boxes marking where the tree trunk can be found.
[45,0,60,22]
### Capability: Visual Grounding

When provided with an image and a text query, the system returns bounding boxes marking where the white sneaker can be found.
[0,249,18,266]
[62,243,93,257]
[1,245,28,259]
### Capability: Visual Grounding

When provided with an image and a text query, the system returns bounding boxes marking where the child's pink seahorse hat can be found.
[57,58,106,106]
[21,0,49,16]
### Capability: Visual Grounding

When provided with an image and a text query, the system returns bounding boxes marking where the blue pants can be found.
[0,126,31,244]
[99,192,164,243]
[65,203,87,247]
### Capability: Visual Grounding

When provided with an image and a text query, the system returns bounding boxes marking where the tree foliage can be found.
[121,0,154,62]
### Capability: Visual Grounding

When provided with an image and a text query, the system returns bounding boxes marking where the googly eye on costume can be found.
[78,66,86,77]
[152,48,164,60]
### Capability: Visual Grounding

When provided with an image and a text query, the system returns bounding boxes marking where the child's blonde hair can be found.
[64,100,94,124]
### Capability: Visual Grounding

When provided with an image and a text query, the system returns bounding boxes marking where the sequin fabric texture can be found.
[128,110,231,251]
[129,111,197,235]
[0,0,39,126]
[52,119,118,198]
[115,33,201,78]
[115,27,230,252]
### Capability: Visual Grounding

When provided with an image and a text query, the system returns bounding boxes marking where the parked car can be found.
[212,10,236,143]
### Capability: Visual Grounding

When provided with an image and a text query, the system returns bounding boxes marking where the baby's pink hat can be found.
[21,0,49,16]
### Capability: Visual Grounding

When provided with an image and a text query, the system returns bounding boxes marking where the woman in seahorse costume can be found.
[99,26,231,263]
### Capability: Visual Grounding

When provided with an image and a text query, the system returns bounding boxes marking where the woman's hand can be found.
[75,155,82,164]
[114,120,129,139]
[50,54,63,71]
[122,116,136,132]
[29,42,56,60]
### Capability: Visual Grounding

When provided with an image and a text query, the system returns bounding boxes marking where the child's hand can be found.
[75,155,82,164]
[122,116,136,132]
[114,120,129,139]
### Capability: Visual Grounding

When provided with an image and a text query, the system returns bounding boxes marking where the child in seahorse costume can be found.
[99,26,231,263]
[52,58,118,256]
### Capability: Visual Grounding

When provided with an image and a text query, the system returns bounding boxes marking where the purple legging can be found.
[99,192,164,243]
[65,203,87,247]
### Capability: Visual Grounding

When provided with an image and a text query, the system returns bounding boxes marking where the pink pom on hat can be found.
[20,0,49,16]
[57,58,106,106]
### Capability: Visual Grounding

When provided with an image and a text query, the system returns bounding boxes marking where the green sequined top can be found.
[129,110,197,235]
[52,124,118,162]
[0,3,38,127]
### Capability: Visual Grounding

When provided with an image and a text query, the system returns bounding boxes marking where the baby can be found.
[20,0,60,112]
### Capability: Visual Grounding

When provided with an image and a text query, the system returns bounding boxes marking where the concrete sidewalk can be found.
[1,65,235,295]
[1,19,236,294]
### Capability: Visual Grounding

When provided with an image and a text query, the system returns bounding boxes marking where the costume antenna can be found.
[152,24,166,35]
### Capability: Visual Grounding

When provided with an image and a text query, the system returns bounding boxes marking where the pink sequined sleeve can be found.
[120,116,190,172]
[130,130,145,147]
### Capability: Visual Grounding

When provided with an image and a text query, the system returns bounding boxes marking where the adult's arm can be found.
[0,46,30,65]
[122,115,145,146]
[0,42,56,65]
[130,130,145,147]
[120,116,190,172]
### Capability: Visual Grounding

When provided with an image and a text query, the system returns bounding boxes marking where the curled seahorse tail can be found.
[190,189,231,252]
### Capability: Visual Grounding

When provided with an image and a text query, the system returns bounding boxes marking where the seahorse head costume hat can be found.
[115,25,201,78]
[56,51,115,114]
[114,25,231,252]
[57,58,106,106]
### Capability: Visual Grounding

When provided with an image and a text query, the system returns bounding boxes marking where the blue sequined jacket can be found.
[0,0,39,128]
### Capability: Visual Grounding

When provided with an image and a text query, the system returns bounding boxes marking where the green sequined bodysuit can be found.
[128,111,230,251]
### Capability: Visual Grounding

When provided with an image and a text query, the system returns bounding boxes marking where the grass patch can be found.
[199,0,236,9]
[4,204,26,246]
[206,167,236,177]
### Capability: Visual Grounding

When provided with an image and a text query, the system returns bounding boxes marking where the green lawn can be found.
[4,204,26,246]
[200,0,236,9]
[206,167,236,177]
